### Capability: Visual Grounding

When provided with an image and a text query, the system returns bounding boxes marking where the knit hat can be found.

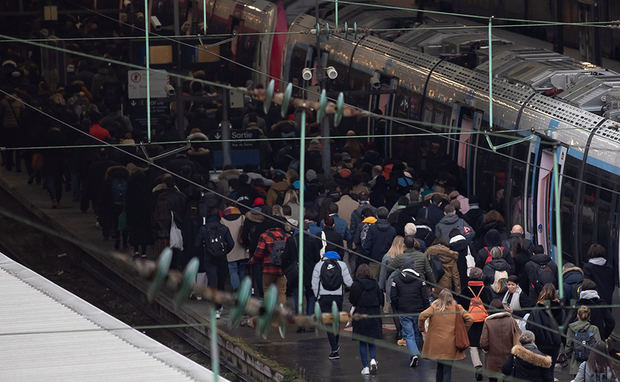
[252,197,265,206]
[306,169,317,182]
[223,206,241,215]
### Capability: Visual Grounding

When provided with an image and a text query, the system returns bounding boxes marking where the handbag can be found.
[169,211,184,250]
[454,306,470,351]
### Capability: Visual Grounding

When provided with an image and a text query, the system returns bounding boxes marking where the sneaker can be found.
[361,367,370,375]
[216,309,222,319]
[397,339,407,346]
[328,347,340,360]
[369,359,378,374]
[409,355,419,368]
[475,365,483,381]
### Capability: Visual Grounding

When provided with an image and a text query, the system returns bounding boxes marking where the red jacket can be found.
[253,227,289,275]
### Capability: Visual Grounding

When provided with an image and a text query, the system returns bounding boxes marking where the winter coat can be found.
[221,213,248,263]
[426,245,461,297]
[476,220,507,251]
[502,343,552,382]
[435,214,475,243]
[523,254,558,303]
[352,216,376,258]
[526,300,564,356]
[240,209,265,257]
[151,186,187,239]
[283,231,321,290]
[562,266,584,305]
[418,203,444,228]
[583,258,615,307]
[573,361,619,382]
[480,312,522,372]
[566,320,601,375]
[501,286,527,317]
[266,180,289,206]
[336,194,359,228]
[321,214,352,243]
[194,215,234,267]
[311,252,353,297]
[321,226,344,255]
[349,277,383,340]
[482,257,512,290]
[378,254,396,296]
[390,269,429,314]
[349,202,375,237]
[126,170,153,247]
[363,218,396,262]
[463,206,485,233]
[390,248,436,284]
[461,281,494,347]
[418,303,473,361]
[448,235,470,291]
[572,290,616,340]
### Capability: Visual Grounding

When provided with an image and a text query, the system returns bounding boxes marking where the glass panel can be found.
[560,155,580,263]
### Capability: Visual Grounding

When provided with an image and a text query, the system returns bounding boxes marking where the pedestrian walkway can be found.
[0,166,590,381]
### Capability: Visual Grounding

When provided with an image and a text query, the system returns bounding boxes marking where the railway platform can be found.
[0,165,613,381]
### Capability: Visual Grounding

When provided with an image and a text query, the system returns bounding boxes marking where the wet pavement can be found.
[0,165,616,381]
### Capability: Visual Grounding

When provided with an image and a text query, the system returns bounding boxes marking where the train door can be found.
[369,75,397,158]
[536,150,554,255]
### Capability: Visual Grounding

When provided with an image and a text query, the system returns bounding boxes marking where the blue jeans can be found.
[227,260,247,291]
[291,287,316,315]
[359,342,376,367]
[399,315,422,358]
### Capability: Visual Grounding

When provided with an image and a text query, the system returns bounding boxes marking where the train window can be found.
[474,123,511,215]
[582,168,597,255]
[508,141,530,227]
[287,45,312,97]
[560,155,580,263]
[347,68,371,109]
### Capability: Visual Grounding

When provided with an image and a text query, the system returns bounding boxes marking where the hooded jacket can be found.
[565,319,601,375]
[526,300,563,353]
[435,213,475,243]
[502,343,552,382]
[524,253,558,301]
[349,276,383,340]
[562,266,584,305]
[573,289,616,340]
[390,248,436,284]
[241,208,265,257]
[353,215,376,255]
[449,234,470,291]
[583,258,614,306]
[482,257,512,288]
[362,218,396,262]
[426,244,461,296]
[390,268,429,313]
[266,180,289,206]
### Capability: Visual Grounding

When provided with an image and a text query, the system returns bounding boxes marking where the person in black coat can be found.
[390,258,429,367]
[321,215,344,254]
[502,330,552,382]
[363,207,396,276]
[509,236,532,288]
[349,264,383,375]
[569,279,616,340]
[125,166,153,257]
[283,225,322,315]
[417,193,445,228]
[522,251,558,306]
[462,267,495,380]
[526,284,564,382]
[582,243,615,307]
[482,247,512,295]
[194,210,234,312]
[448,229,471,292]
[475,229,513,270]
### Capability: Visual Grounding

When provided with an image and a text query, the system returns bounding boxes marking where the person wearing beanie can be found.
[561,262,584,306]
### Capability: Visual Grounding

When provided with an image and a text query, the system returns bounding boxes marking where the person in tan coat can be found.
[480,299,522,382]
[426,241,461,298]
[418,289,474,382]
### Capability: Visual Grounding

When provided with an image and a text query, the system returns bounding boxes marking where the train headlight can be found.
[302,68,313,81]
[326,66,338,80]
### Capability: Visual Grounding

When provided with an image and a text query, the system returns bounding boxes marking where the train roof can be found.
[0,253,226,382]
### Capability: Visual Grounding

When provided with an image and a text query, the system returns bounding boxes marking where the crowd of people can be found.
[0,41,618,382]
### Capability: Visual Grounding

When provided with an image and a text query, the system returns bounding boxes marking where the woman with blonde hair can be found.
[419,289,474,382]
[377,235,405,343]
[566,305,601,377]
[283,189,300,221]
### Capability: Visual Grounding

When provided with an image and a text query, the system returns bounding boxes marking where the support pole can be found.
[221,89,232,167]
[203,0,207,35]
[488,16,493,130]
[209,305,220,382]
[297,110,306,315]
[173,0,184,138]
[335,0,338,29]
[144,0,151,142]
[553,146,564,300]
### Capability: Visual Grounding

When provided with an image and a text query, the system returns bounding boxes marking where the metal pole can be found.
[203,0,207,35]
[173,0,184,138]
[144,0,151,142]
[297,110,306,315]
[335,0,338,29]
[553,146,564,300]
[488,16,493,130]
[209,305,220,382]
[221,89,232,167]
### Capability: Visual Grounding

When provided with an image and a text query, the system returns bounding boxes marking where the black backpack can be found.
[573,325,597,362]
[320,259,343,291]
[204,226,228,258]
[430,255,445,282]
[268,232,287,267]
[531,262,555,294]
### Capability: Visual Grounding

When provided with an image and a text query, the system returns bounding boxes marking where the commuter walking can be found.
[390,258,429,368]
[220,206,248,291]
[418,289,473,382]
[253,223,290,305]
[480,299,522,382]
[573,342,619,382]
[565,306,601,377]
[349,264,383,375]
[312,250,353,360]
[501,330,552,381]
